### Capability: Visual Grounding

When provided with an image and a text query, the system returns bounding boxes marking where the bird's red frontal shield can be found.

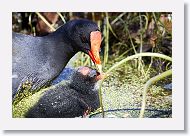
[89,31,102,73]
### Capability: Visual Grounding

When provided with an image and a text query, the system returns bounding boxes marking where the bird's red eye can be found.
[81,35,88,43]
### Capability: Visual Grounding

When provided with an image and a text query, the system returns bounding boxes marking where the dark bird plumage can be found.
[25,66,101,118]
[12,19,101,98]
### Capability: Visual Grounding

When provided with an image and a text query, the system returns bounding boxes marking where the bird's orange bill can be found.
[89,31,102,73]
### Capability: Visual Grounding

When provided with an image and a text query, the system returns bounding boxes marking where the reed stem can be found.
[35,12,56,31]
[139,69,172,118]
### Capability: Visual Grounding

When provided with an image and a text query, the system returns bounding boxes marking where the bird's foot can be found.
[83,107,92,118]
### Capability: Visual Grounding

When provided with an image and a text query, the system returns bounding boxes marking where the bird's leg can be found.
[83,107,92,118]
[78,98,92,118]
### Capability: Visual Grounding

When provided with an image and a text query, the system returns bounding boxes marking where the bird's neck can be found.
[45,29,78,58]
[41,30,78,76]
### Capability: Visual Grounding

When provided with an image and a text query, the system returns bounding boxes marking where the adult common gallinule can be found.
[25,66,102,118]
[12,19,102,98]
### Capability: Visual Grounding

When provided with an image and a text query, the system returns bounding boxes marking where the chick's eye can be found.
[80,35,88,43]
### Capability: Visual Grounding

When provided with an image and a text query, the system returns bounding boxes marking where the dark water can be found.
[51,67,75,85]
[89,108,172,118]
[164,83,172,90]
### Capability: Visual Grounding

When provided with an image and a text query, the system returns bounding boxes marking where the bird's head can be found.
[70,66,104,94]
[65,19,102,73]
